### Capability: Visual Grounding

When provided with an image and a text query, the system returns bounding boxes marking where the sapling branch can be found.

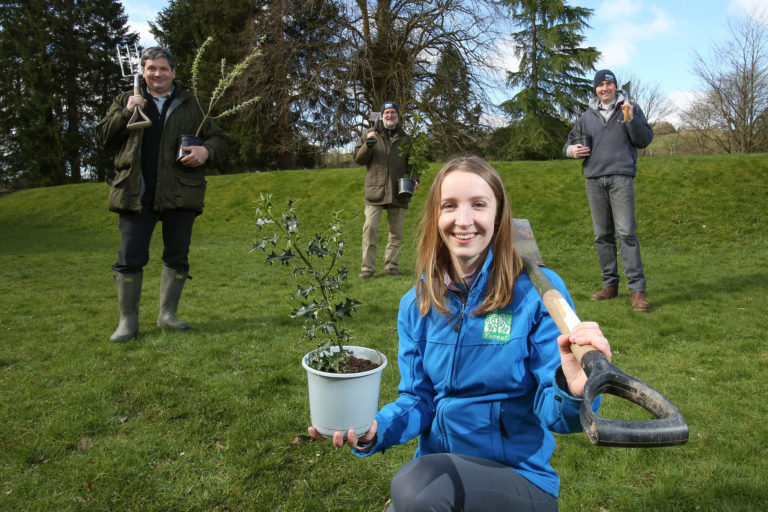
[188,36,263,137]
[253,194,361,372]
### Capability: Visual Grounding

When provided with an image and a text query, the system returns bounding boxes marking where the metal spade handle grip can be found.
[522,256,689,447]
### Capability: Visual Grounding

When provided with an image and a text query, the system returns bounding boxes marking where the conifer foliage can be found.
[0,0,135,187]
[496,0,599,160]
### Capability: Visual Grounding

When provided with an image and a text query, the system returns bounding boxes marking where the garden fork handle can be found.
[126,74,152,131]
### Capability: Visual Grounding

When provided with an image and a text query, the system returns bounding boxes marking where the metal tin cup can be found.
[176,135,204,162]
[573,134,592,149]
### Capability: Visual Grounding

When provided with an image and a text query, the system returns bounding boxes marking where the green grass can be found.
[1,154,767,511]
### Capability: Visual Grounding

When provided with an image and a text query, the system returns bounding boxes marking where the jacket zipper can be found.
[437,295,465,452]
[447,298,465,394]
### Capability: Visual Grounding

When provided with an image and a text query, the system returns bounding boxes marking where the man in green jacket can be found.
[354,101,418,278]
[95,47,226,343]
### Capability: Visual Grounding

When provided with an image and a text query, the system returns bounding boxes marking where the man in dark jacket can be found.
[564,69,653,312]
[95,47,226,342]
[354,101,418,278]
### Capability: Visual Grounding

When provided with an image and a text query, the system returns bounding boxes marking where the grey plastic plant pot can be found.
[397,177,415,200]
[302,345,388,439]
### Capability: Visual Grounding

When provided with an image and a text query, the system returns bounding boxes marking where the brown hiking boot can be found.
[591,284,618,301]
[632,291,651,313]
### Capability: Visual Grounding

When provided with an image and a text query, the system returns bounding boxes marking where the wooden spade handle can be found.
[126,73,152,131]
[522,256,594,362]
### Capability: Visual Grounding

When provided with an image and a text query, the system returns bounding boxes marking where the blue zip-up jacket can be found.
[354,249,598,497]
[563,94,653,178]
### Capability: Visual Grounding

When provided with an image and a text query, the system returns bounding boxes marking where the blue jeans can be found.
[388,453,557,512]
[585,175,646,292]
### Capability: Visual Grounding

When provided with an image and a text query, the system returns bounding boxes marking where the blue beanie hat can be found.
[593,69,617,88]
[381,101,399,114]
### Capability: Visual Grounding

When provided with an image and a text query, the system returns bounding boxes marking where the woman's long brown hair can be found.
[415,155,523,316]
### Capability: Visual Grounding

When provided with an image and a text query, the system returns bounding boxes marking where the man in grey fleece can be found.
[564,69,653,312]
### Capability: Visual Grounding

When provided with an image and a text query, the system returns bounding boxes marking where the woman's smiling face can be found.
[438,170,498,278]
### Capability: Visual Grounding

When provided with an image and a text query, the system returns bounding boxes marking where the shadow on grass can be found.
[652,271,768,309]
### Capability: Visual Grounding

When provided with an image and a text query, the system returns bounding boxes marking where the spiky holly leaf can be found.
[291,266,308,277]
[290,301,321,319]
[282,213,298,232]
[266,249,294,265]
[322,276,341,292]
[252,233,279,251]
[255,217,274,228]
[292,284,316,299]
[335,298,362,319]
[307,238,330,258]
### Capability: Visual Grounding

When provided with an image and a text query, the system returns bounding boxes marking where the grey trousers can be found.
[388,453,558,512]
[585,175,646,292]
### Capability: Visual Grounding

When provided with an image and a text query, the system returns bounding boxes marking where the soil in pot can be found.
[332,354,380,374]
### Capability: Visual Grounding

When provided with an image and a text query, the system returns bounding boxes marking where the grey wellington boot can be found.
[157,266,190,330]
[110,272,143,343]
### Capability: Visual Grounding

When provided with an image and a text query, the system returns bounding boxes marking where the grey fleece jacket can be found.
[563,94,653,178]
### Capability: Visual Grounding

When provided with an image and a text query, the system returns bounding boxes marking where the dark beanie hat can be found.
[593,69,617,88]
[381,101,399,114]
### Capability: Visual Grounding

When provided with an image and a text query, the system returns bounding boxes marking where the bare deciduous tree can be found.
[617,71,675,127]
[337,0,510,134]
[680,11,768,153]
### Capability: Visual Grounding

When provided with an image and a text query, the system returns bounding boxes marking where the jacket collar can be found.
[589,92,626,112]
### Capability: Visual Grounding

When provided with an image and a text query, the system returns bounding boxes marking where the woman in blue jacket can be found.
[310,155,612,511]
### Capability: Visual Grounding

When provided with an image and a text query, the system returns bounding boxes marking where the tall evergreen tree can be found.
[152,0,350,170]
[244,0,352,169]
[151,1,513,167]
[422,44,486,160]
[497,0,599,159]
[0,0,134,187]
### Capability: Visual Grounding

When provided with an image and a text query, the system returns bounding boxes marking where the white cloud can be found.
[591,2,674,68]
[728,0,768,18]
[594,0,644,21]
[665,90,705,126]
[495,37,521,74]
[123,1,160,20]
[127,21,157,48]
[123,1,165,47]
[596,41,635,69]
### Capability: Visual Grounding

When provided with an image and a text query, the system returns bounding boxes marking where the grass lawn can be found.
[0,154,766,511]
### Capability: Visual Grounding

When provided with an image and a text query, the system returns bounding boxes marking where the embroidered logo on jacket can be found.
[483,313,513,342]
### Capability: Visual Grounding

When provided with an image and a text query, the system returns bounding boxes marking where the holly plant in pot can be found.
[397,111,430,199]
[252,194,387,438]
[176,36,262,162]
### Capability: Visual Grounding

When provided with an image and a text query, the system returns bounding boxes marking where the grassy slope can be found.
[0,154,766,511]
